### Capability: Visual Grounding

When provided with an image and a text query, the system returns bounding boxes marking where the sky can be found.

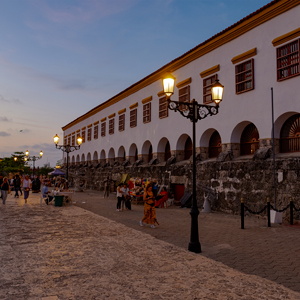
[0,0,272,168]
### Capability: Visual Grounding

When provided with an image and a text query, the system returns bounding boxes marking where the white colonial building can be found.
[62,0,300,167]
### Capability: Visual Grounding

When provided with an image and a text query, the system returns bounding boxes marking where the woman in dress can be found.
[140,183,159,228]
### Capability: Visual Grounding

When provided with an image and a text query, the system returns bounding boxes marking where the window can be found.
[72,135,75,146]
[178,85,190,110]
[130,109,137,128]
[277,39,299,81]
[143,103,151,123]
[76,132,80,143]
[82,130,85,143]
[64,137,67,146]
[109,118,114,135]
[203,74,217,104]
[68,136,71,145]
[119,114,125,131]
[159,96,168,118]
[94,125,98,139]
[87,128,92,141]
[235,58,254,94]
[101,122,106,137]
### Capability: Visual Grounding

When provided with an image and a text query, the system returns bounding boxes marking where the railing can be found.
[280,137,300,153]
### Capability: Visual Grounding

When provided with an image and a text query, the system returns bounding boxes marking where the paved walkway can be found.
[73,190,300,293]
[0,191,299,299]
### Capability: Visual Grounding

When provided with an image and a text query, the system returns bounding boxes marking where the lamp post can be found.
[53,134,82,181]
[162,73,224,253]
[25,150,43,177]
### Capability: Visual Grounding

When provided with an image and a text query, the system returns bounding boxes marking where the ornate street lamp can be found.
[25,150,43,177]
[53,134,82,181]
[163,73,224,253]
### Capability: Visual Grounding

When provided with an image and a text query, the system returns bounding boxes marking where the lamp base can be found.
[188,242,201,253]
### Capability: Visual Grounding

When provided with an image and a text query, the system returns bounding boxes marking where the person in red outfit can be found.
[158,187,168,208]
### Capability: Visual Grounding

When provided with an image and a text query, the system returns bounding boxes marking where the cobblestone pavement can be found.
[1,192,300,300]
[73,190,300,294]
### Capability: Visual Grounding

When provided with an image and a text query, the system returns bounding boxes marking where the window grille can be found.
[130,109,137,128]
[109,118,114,135]
[94,125,98,139]
[159,96,168,119]
[203,74,218,104]
[119,114,125,131]
[235,59,254,94]
[101,122,106,137]
[143,103,151,123]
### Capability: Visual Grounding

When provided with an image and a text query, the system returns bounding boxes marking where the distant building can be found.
[62,0,300,167]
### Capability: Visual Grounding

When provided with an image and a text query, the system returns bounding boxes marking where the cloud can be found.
[0,94,23,105]
[0,116,12,122]
[0,131,11,137]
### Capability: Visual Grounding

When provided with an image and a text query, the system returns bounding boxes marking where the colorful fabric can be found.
[142,191,158,225]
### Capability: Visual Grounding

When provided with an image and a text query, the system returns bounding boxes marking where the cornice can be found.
[72,131,75,134]
[272,27,300,46]
[82,127,86,130]
[76,129,80,132]
[231,48,257,64]
[129,102,138,110]
[62,0,299,131]
[141,96,152,104]
[101,117,106,122]
[176,77,192,89]
[157,90,165,97]
[94,121,99,125]
[108,113,115,119]
[87,124,92,128]
[118,108,126,115]
[200,65,220,78]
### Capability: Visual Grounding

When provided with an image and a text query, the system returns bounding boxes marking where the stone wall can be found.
[67,156,300,218]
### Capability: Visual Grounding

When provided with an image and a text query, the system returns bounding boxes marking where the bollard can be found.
[241,198,244,229]
[267,197,271,227]
[290,198,293,226]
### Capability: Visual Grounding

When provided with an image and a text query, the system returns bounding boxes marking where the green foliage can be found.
[56,159,63,167]
[0,152,29,175]
[38,165,54,176]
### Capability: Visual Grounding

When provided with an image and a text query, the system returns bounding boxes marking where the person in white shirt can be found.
[22,175,32,204]
[121,183,130,210]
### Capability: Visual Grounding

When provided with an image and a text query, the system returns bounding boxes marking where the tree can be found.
[38,164,54,176]
[0,152,30,175]
[56,159,63,167]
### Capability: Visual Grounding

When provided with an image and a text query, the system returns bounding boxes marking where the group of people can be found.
[115,178,169,229]
[0,174,32,204]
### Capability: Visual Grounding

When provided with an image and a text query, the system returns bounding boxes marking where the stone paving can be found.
[73,190,300,294]
[0,191,299,299]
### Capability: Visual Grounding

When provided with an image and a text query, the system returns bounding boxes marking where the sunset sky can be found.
[0,0,271,167]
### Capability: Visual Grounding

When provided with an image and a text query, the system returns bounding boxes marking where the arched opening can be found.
[81,153,85,163]
[76,154,80,165]
[240,123,259,155]
[129,143,138,164]
[184,137,192,160]
[71,155,75,164]
[86,152,91,164]
[100,150,106,165]
[93,151,98,162]
[142,140,153,163]
[135,148,138,161]
[118,146,126,163]
[165,141,171,161]
[280,114,300,152]
[209,131,222,158]
[108,148,115,164]
[157,137,171,162]
[149,145,153,161]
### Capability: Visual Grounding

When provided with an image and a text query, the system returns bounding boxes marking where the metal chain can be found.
[244,205,267,215]
[292,203,300,212]
[270,203,290,213]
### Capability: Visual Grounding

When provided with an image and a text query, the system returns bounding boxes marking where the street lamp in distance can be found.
[53,134,82,182]
[25,150,43,177]
[162,73,224,253]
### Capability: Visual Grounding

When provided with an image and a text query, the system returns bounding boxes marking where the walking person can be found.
[116,183,123,211]
[0,175,3,199]
[22,175,32,204]
[1,177,10,204]
[103,177,111,198]
[140,183,159,228]
[13,174,22,198]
